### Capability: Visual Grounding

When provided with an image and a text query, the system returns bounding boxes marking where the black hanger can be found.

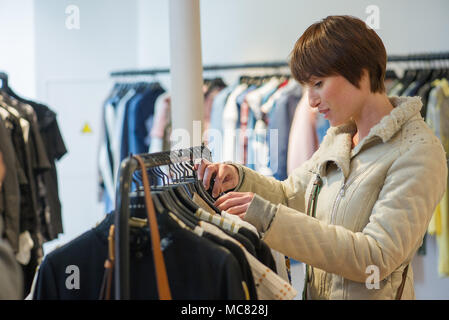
[151,193,165,215]
[174,161,195,194]
[147,164,201,226]
[159,190,198,227]
[0,72,28,104]
[385,69,398,80]
[173,185,200,212]
[170,162,205,213]
[397,69,417,96]
[416,68,433,84]
[443,68,449,79]
[183,161,222,214]
[158,188,200,227]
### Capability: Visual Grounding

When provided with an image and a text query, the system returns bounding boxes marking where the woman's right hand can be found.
[194,159,240,198]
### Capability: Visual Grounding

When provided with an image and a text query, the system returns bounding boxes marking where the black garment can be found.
[34,212,246,300]
[238,227,276,272]
[0,110,37,234]
[0,107,45,297]
[217,226,257,258]
[417,82,433,120]
[31,102,67,239]
[203,232,257,300]
[0,117,20,252]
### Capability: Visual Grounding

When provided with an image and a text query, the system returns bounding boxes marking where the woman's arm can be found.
[229,161,314,212]
[245,141,447,282]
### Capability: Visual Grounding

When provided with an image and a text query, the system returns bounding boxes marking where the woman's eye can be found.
[314,81,322,88]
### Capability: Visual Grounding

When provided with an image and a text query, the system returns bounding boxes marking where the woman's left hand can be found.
[214,192,255,219]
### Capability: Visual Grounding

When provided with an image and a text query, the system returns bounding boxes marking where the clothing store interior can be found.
[0,0,449,300]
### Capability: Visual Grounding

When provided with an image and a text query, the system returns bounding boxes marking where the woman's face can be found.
[304,72,369,127]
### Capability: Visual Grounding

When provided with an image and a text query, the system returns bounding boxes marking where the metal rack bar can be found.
[110,52,449,78]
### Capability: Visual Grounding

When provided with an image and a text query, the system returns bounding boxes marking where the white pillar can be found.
[169,0,204,150]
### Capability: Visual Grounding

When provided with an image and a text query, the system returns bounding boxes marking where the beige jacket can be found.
[232,96,448,299]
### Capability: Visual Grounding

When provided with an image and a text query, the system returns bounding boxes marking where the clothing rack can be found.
[110,61,290,77]
[387,52,449,62]
[114,144,212,300]
[109,52,449,78]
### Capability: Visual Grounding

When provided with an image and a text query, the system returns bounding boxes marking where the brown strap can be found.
[134,155,172,300]
[100,225,115,300]
[395,264,409,300]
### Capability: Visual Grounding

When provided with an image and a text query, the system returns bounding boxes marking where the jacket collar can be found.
[316,96,423,179]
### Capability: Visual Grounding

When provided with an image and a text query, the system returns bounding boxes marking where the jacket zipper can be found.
[330,163,376,225]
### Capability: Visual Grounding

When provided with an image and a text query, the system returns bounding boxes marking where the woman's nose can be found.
[308,89,320,108]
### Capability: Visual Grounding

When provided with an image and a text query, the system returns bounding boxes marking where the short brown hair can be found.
[289,15,387,93]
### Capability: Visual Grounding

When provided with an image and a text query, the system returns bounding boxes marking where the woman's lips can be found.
[319,109,330,119]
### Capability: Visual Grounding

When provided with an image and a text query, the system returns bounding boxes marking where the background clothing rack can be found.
[387,52,449,62]
[110,61,290,77]
[114,145,212,300]
[109,52,449,77]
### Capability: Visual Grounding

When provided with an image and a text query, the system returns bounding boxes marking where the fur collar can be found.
[315,96,423,178]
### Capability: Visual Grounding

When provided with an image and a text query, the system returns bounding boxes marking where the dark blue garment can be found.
[315,112,330,144]
[120,91,144,161]
[127,84,165,155]
[268,84,302,181]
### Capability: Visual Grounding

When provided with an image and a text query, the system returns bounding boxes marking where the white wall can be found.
[0,0,36,98]
[33,0,139,253]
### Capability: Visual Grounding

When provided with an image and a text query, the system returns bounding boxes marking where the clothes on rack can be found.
[32,212,251,299]
[99,79,227,212]
[208,76,331,182]
[0,72,67,297]
[98,82,166,212]
[424,78,449,276]
[386,66,449,274]
[0,238,23,299]
[33,148,297,300]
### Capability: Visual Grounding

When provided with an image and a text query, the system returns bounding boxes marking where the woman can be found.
[195,15,448,299]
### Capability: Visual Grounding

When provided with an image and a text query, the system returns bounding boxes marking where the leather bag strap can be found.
[395,264,409,300]
[134,155,172,300]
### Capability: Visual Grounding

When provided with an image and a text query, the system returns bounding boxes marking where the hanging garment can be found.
[30,102,67,239]
[0,238,23,299]
[222,84,248,162]
[236,85,257,165]
[267,81,302,181]
[99,83,166,211]
[426,78,449,277]
[203,80,226,144]
[192,205,276,271]
[198,220,297,300]
[0,116,20,252]
[202,231,256,299]
[287,91,319,175]
[127,83,165,155]
[209,83,237,162]
[33,212,248,299]
[149,92,171,154]
[246,78,280,175]
[0,95,64,298]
